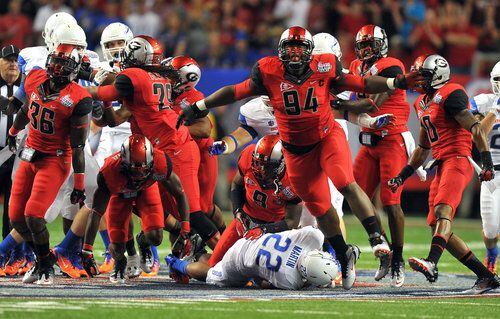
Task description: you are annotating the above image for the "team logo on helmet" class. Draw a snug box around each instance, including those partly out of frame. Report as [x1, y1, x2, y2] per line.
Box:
[186, 72, 199, 82]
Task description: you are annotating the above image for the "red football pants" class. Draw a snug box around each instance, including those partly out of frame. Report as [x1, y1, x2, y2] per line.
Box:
[197, 138, 218, 213]
[208, 218, 241, 267]
[353, 134, 408, 206]
[107, 183, 164, 243]
[166, 140, 201, 213]
[283, 126, 354, 217]
[9, 156, 71, 221]
[427, 156, 473, 226]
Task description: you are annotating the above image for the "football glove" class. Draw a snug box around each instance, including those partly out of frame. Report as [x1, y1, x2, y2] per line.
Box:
[78, 55, 93, 81]
[93, 69, 110, 86]
[388, 165, 415, 193]
[70, 189, 86, 205]
[7, 132, 17, 153]
[81, 249, 99, 277]
[171, 222, 192, 259]
[393, 71, 426, 90]
[233, 208, 250, 237]
[244, 227, 264, 240]
[208, 141, 227, 156]
[176, 102, 208, 129]
[479, 151, 495, 182]
[370, 113, 396, 129]
[91, 100, 104, 120]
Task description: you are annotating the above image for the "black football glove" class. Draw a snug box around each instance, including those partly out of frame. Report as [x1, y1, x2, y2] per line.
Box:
[7, 133, 17, 153]
[78, 55, 94, 81]
[91, 100, 104, 120]
[176, 102, 209, 129]
[388, 165, 415, 193]
[70, 189, 86, 205]
[81, 250, 99, 277]
[393, 71, 426, 90]
[479, 151, 495, 181]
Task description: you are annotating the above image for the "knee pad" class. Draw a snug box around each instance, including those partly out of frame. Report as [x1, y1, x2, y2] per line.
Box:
[10, 221, 31, 241]
[145, 230, 163, 246]
[190, 211, 218, 242]
[25, 217, 49, 242]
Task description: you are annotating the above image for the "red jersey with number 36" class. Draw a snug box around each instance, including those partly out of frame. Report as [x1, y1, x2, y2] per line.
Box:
[238, 144, 301, 222]
[251, 54, 344, 146]
[349, 57, 410, 135]
[116, 68, 190, 151]
[24, 68, 92, 153]
[171, 88, 214, 150]
[413, 83, 472, 160]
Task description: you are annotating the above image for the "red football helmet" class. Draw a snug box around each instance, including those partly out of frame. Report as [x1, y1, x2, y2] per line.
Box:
[251, 135, 285, 189]
[120, 134, 155, 186]
[167, 56, 201, 94]
[121, 35, 163, 68]
[278, 26, 314, 70]
[355, 25, 388, 62]
[45, 43, 81, 87]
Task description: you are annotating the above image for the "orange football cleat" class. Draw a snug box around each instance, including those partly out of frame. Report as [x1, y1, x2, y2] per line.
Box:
[53, 247, 83, 279]
[4, 257, 26, 276]
[99, 251, 115, 274]
[141, 260, 160, 277]
[484, 256, 498, 274]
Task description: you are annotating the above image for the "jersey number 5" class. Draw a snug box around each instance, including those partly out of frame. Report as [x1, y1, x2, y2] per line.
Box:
[421, 115, 439, 142]
[282, 87, 318, 115]
[29, 101, 55, 134]
[153, 82, 172, 111]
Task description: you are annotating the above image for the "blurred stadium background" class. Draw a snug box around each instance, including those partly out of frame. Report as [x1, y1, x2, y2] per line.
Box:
[0, 0, 499, 219]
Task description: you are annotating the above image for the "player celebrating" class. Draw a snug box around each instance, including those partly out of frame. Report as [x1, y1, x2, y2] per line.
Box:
[350, 25, 419, 286]
[166, 226, 338, 290]
[389, 54, 500, 294]
[7, 43, 92, 284]
[178, 26, 421, 289]
[81, 134, 190, 283]
[470, 61, 500, 273]
[86, 36, 221, 264]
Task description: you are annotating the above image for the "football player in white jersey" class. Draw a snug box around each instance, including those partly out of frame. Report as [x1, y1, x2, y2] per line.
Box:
[166, 226, 339, 290]
[471, 61, 500, 273]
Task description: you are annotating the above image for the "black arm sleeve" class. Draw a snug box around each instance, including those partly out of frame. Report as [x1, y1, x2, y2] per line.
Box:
[378, 66, 403, 78]
[287, 197, 302, 205]
[250, 62, 269, 95]
[72, 97, 93, 116]
[230, 183, 246, 211]
[164, 152, 173, 179]
[240, 124, 259, 139]
[443, 89, 469, 117]
[96, 172, 110, 194]
[335, 56, 343, 79]
[115, 74, 134, 99]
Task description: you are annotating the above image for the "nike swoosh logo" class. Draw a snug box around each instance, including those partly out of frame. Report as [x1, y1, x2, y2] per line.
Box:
[173, 150, 182, 156]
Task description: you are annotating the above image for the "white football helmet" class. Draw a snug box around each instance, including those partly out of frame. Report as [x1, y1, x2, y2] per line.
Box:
[261, 96, 273, 115]
[43, 12, 77, 51]
[312, 33, 342, 59]
[491, 61, 500, 95]
[100, 22, 134, 62]
[298, 250, 338, 287]
[411, 54, 450, 91]
[168, 56, 201, 93]
[51, 23, 87, 54]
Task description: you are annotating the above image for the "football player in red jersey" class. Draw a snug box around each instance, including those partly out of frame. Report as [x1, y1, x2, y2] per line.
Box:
[166, 56, 226, 235]
[6, 44, 92, 284]
[178, 26, 423, 290]
[85, 36, 221, 257]
[349, 25, 416, 286]
[389, 54, 500, 294]
[80, 134, 190, 283]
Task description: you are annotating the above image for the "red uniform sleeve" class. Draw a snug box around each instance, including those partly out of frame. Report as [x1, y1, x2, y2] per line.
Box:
[237, 144, 255, 176]
[97, 84, 121, 102]
[154, 151, 173, 179]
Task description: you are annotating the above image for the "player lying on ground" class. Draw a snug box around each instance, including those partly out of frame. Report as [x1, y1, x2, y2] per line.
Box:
[177, 25, 424, 290]
[470, 60, 500, 274]
[166, 226, 338, 290]
[389, 54, 500, 294]
[80, 134, 190, 283]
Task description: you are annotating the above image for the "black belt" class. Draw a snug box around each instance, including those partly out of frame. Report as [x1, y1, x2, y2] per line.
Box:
[281, 141, 320, 155]
[494, 164, 500, 171]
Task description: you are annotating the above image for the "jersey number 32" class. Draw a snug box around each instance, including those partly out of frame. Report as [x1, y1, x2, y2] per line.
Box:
[256, 233, 291, 272]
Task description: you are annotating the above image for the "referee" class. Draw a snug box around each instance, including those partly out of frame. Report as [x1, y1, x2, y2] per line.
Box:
[0, 45, 21, 239]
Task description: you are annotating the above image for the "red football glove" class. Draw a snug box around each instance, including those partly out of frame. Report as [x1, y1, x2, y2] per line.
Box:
[172, 221, 192, 258]
[233, 209, 249, 237]
[244, 227, 264, 240]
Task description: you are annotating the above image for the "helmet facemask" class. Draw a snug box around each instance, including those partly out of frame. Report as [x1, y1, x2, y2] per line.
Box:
[251, 152, 285, 191]
[46, 50, 80, 88]
[355, 38, 384, 63]
[279, 39, 313, 75]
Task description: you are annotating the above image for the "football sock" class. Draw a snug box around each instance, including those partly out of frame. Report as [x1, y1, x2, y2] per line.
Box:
[327, 235, 348, 272]
[151, 246, 159, 261]
[381, 230, 392, 248]
[126, 238, 136, 256]
[35, 243, 51, 267]
[392, 246, 403, 263]
[22, 242, 34, 260]
[170, 257, 188, 275]
[459, 250, 494, 278]
[0, 234, 18, 255]
[427, 234, 447, 264]
[58, 230, 82, 253]
[486, 246, 498, 259]
[99, 230, 110, 250]
[361, 216, 381, 237]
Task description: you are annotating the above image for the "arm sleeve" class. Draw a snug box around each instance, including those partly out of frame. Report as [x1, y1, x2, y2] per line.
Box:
[96, 172, 110, 193]
[164, 152, 173, 179]
[443, 89, 469, 117]
[334, 56, 343, 79]
[250, 62, 269, 95]
[378, 66, 403, 78]
[286, 197, 302, 205]
[114, 74, 134, 99]
[72, 97, 93, 116]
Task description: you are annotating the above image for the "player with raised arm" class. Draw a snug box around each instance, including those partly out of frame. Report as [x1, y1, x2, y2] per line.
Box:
[389, 54, 500, 294]
[80, 134, 190, 283]
[166, 226, 338, 290]
[178, 26, 423, 290]
[7, 44, 92, 284]
[470, 61, 500, 273]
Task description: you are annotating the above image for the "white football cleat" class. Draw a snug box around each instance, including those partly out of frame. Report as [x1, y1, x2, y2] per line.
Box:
[374, 252, 392, 281]
[369, 234, 391, 258]
[126, 254, 142, 278]
[22, 262, 39, 284]
[36, 266, 55, 285]
[342, 245, 360, 290]
[391, 260, 405, 287]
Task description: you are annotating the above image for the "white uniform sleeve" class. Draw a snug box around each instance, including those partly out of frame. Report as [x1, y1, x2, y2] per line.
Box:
[471, 94, 496, 116]
[239, 98, 278, 137]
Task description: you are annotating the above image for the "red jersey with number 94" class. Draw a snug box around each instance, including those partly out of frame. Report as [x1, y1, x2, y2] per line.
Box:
[24, 68, 92, 153]
[413, 83, 472, 160]
[116, 68, 190, 151]
[238, 144, 301, 222]
[251, 54, 344, 146]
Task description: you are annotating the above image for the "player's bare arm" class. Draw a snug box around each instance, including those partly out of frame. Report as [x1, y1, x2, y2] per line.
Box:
[210, 127, 254, 155]
[69, 112, 89, 205]
[7, 103, 30, 152]
[477, 112, 496, 135]
[335, 72, 424, 94]
[160, 172, 190, 225]
[331, 97, 379, 114]
[185, 117, 211, 138]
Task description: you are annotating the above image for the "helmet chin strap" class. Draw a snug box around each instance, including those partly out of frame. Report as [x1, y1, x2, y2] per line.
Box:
[285, 61, 307, 76]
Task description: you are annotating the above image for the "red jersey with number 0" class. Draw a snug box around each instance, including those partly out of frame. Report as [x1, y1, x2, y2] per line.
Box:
[413, 83, 472, 160]
[100, 150, 172, 195]
[24, 68, 91, 153]
[119, 68, 190, 150]
[349, 57, 410, 135]
[171, 88, 214, 149]
[238, 144, 300, 222]
[253, 54, 343, 146]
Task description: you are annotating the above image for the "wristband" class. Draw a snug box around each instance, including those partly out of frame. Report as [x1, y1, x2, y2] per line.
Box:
[8, 126, 20, 136]
[227, 134, 238, 150]
[386, 78, 396, 90]
[83, 244, 93, 252]
[180, 221, 190, 234]
[399, 165, 415, 181]
[74, 173, 85, 190]
[195, 99, 207, 111]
